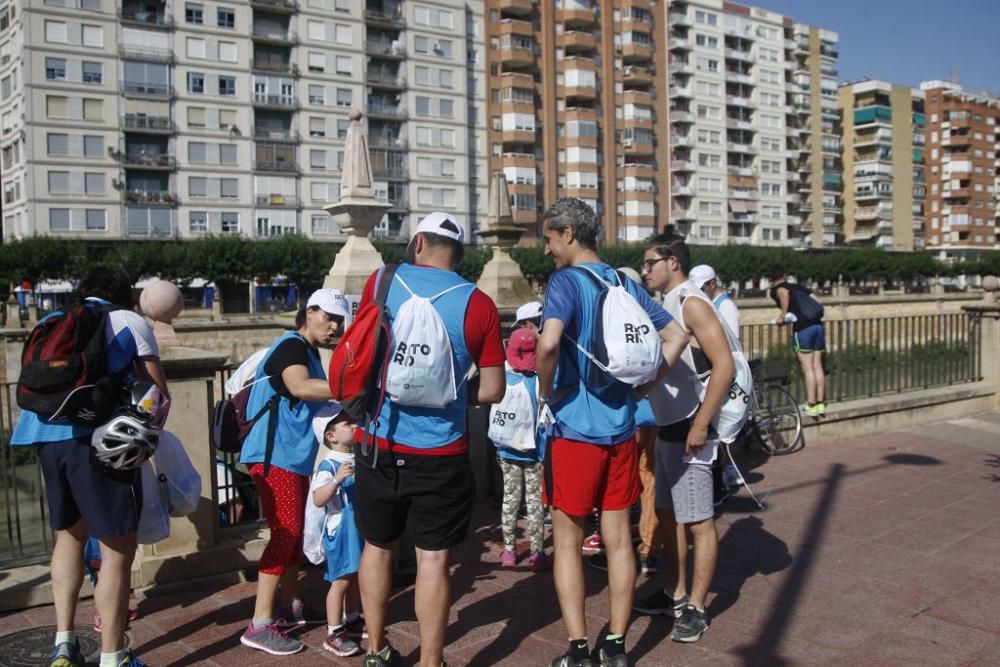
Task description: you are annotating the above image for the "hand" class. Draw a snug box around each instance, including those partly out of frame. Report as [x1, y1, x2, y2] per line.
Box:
[685, 423, 709, 456]
[335, 462, 354, 483]
[537, 402, 554, 429]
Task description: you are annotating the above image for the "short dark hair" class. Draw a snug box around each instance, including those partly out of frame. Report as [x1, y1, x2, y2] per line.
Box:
[542, 198, 600, 250]
[646, 233, 691, 275]
[77, 264, 133, 308]
[295, 305, 327, 329]
[768, 265, 787, 281]
[414, 231, 465, 267]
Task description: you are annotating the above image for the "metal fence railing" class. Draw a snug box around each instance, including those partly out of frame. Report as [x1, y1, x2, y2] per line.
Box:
[213, 365, 264, 531]
[740, 313, 982, 404]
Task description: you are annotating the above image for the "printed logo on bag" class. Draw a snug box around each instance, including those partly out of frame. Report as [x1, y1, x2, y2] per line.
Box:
[729, 379, 751, 404]
[391, 342, 444, 379]
[623, 322, 650, 344]
[492, 410, 519, 427]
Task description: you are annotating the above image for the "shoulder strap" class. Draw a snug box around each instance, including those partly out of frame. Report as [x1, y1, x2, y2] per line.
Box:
[261, 394, 281, 478]
[394, 271, 471, 303]
[571, 265, 611, 289]
[376, 263, 398, 306]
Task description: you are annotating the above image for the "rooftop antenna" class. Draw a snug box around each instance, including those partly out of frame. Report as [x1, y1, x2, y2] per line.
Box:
[950, 66, 960, 85]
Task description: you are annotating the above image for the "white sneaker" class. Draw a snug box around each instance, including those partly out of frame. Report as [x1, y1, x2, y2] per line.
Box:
[723, 464, 744, 488]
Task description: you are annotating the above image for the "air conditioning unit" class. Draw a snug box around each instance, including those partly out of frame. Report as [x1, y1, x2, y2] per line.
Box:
[623, 138, 635, 147]
[624, 66, 633, 76]
[433, 43, 444, 55]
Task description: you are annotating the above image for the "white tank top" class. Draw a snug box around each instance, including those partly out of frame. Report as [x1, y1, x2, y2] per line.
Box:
[647, 280, 704, 426]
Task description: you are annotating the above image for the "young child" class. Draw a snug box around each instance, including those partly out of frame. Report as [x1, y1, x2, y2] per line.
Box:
[491, 328, 550, 571]
[310, 408, 366, 657]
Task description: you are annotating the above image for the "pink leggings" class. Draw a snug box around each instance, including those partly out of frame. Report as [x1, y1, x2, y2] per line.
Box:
[249, 464, 309, 575]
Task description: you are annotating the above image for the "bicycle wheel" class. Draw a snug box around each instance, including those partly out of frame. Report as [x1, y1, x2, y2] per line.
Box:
[752, 383, 803, 455]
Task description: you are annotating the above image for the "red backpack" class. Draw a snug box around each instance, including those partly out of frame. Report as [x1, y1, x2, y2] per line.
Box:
[328, 264, 397, 428]
[16, 302, 121, 426]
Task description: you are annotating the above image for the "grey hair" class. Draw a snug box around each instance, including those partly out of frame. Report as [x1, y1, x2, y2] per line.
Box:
[542, 198, 600, 250]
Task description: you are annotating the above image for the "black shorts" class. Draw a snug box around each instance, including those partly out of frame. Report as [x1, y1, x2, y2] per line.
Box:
[36, 437, 142, 539]
[353, 448, 475, 551]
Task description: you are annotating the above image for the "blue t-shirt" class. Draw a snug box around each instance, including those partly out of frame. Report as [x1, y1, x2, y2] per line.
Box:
[495, 368, 543, 463]
[11, 300, 160, 447]
[542, 263, 671, 444]
[635, 397, 656, 427]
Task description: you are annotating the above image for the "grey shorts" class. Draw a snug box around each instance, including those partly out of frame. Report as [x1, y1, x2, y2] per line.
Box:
[654, 435, 716, 524]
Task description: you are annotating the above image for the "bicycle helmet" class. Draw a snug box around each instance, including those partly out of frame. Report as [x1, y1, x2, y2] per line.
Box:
[91, 412, 160, 470]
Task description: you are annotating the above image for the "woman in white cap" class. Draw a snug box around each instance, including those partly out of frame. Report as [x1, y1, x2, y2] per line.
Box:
[239, 288, 350, 656]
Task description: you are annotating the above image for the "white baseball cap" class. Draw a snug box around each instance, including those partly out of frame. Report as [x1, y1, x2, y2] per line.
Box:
[311, 403, 345, 445]
[689, 265, 717, 289]
[515, 301, 543, 324]
[407, 211, 465, 254]
[306, 288, 350, 319]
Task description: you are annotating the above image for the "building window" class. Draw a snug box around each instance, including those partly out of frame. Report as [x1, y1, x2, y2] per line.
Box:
[82, 61, 102, 84]
[188, 72, 205, 94]
[221, 212, 239, 233]
[335, 56, 352, 75]
[218, 41, 237, 63]
[48, 171, 70, 193]
[310, 117, 326, 137]
[46, 95, 68, 118]
[308, 52, 325, 73]
[219, 76, 236, 96]
[186, 3, 203, 24]
[84, 135, 102, 156]
[189, 177, 207, 197]
[86, 209, 106, 231]
[45, 58, 67, 81]
[220, 144, 237, 164]
[187, 37, 206, 59]
[311, 214, 330, 234]
[85, 173, 103, 194]
[49, 209, 71, 231]
[217, 7, 235, 28]
[45, 20, 68, 43]
[190, 211, 208, 233]
[336, 118, 348, 139]
[81, 24, 102, 47]
[221, 178, 238, 198]
[336, 88, 351, 107]
[82, 98, 102, 121]
[309, 85, 325, 105]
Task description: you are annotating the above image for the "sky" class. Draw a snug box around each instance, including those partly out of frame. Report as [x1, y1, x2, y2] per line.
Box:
[756, 0, 1000, 95]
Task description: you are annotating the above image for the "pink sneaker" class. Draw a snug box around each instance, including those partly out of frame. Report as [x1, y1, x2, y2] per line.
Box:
[581, 533, 603, 554]
[527, 552, 551, 572]
[501, 548, 517, 568]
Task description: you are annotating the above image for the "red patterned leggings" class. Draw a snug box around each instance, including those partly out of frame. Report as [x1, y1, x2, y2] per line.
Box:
[249, 464, 310, 575]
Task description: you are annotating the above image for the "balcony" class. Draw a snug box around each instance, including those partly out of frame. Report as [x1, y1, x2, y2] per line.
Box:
[726, 72, 753, 86]
[724, 48, 752, 63]
[254, 159, 299, 173]
[725, 118, 753, 131]
[672, 185, 694, 197]
[364, 9, 405, 29]
[125, 217, 176, 238]
[501, 152, 536, 169]
[371, 165, 408, 180]
[498, 0, 533, 16]
[118, 8, 174, 30]
[252, 27, 297, 45]
[253, 128, 299, 142]
[122, 114, 175, 134]
[672, 207, 695, 221]
[500, 18, 534, 38]
[726, 95, 753, 108]
[366, 103, 407, 120]
[623, 65, 653, 87]
[249, 0, 298, 13]
[561, 31, 596, 54]
[670, 85, 693, 99]
[557, 4, 597, 27]
[669, 135, 692, 147]
[623, 163, 655, 179]
[726, 142, 756, 154]
[854, 130, 892, 147]
[366, 40, 406, 59]
[122, 83, 174, 100]
[854, 106, 892, 126]
[369, 135, 407, 149]
[253, 93, 299, 110]
[367, 72, 406, 89]
[623, 139, 654, 157]
[671, 111, 693, 124]
[727, 166, 756, 177]
[669, 61, 694, 76]
[255, 194, 300, 207]
[502, 127, 536, 144]
[670, 38, 691, 51]
[117, 152, 177, 170]
[670, 160, 693, 172]
[621, 42, 653, 63]
[667, 12, 692, 28]
[252, 59, 300, 77]
[118, 45, 174, 63]
[499, 43, 535, 68]
[123, 190, 177, 205]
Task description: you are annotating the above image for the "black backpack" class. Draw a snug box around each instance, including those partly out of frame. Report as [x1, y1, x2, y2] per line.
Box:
[784, 283, 824, 322]
[16, 302, 125, 426]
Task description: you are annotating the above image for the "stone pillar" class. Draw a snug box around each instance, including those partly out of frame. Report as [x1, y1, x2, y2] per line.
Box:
[476, 171, 535, 313]
[6, 295, 19, 329]
[211, 285, 224, 322]
[323, 109, 391, 312]
[26, 304, 38, 326]
[134, 347, 229, 584]
[963, 277, 1000, 411]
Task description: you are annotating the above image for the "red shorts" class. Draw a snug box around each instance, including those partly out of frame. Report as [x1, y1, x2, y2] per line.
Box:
[543, 435, 641, 517]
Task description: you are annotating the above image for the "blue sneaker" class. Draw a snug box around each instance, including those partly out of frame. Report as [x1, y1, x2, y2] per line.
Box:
[50, 640, 84, 667]
[116, 649, 148, 666]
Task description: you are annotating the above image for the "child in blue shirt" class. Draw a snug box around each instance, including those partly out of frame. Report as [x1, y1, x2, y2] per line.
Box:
[490, 328, 550, 572]
[310, 408, 365, 657]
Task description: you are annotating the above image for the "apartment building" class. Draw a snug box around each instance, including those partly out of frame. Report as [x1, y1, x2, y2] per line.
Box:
[666, 1, 839, 248]
[484, 0, 670, 242]
[839, 79, 926, 251]
[0, 0, 486, 242]
[920, 80, 1000, 257]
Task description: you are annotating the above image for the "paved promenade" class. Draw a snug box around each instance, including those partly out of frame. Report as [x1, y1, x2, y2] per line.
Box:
[3, 414, 1000, 666]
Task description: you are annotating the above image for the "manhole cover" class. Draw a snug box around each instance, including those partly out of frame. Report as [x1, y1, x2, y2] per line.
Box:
[0, 626, 101, 666]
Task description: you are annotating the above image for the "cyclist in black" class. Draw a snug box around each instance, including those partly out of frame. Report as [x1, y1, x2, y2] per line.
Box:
[768, 266, 826, 417]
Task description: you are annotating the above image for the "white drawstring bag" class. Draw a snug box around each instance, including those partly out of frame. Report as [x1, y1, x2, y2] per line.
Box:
[488, 378, 536, 452]
[152, 430, 202, 517]
[137, 460, 170, 544]
[384, 274, 473, 408]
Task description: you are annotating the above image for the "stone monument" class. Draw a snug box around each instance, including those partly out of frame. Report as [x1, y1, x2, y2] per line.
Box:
[476, 171, 535, 310]
[323, 109, 391, 311]
[139, 279, 184, 347]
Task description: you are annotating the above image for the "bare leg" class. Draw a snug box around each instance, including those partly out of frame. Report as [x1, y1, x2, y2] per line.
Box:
[326, 577, 351, 628]
[600, 509, 636, 635]
[252, 572, 281, 621]
[345, 576, 361, 617]
[96, 533, 137, 654]
[812, 352, 826, 403]
[797, 351, 817, 404]
[51, 520, 87, 633]
[686, 518, 718, 609]
[414, 547, 451, 667]
[551, 508, 587, 638]
[359, 541, 396, 653]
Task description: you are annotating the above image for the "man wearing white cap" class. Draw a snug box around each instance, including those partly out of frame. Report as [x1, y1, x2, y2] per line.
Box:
[514, 300, 543, 331]
[689, 265, 740, 342]
[353, 212, 506, 667]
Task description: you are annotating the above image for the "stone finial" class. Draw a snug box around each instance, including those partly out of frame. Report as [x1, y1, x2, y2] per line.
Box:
[139, 280, 184, 348]
[983, 275, 998, 305]
[324, 109, 389, 237]
[487, 170, 514, 230]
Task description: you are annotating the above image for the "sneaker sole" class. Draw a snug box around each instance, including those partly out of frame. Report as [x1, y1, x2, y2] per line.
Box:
[581, 547, 603, 555]
[671, 627, 707, 643]
[323, 642, 361, 657]
[240, 635, 304, 656]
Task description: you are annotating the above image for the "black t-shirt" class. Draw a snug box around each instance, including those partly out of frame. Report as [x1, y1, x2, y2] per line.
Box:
[264, 335, 311, 398]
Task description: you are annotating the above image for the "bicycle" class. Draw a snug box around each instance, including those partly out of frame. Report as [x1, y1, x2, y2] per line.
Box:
[744, 358, 803, 455]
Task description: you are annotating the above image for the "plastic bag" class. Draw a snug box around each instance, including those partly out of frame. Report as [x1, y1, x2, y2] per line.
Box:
[153, 430, 202, 517]
[137, 460, 170, 544]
